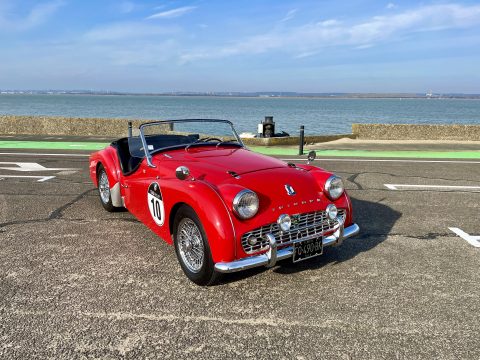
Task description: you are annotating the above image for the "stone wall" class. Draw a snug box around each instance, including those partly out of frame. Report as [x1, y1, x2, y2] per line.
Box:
[352, 123, 480, 141]
[0, 115, 170, 137]
[3, 115, 477, 143]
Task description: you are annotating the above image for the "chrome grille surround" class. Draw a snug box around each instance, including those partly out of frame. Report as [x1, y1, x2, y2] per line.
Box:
[241, 209, 346, 254]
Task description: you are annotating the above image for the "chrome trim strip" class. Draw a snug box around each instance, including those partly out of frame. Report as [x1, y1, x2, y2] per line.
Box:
[214, 223, 360, 273]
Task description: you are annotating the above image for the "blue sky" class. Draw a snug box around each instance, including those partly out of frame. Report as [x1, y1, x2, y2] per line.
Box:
[1, 0, 479, 93]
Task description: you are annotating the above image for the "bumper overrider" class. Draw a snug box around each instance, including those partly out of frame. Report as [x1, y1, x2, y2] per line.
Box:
[214, 217, 360, 273]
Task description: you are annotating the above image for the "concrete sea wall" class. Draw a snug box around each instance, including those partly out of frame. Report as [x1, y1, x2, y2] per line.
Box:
[0, 115, 155, 137]
[352, 123, 480, 141]
[1, 115, 479, 142]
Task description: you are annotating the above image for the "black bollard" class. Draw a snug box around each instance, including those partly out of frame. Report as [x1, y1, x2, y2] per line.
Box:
[128, 121, 132, 138]
[299, 125, 304, 155]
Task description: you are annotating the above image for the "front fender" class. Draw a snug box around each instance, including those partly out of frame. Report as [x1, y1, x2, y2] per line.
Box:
[165, 179, 236, 263]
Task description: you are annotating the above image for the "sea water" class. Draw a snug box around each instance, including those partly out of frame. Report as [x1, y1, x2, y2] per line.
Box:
[1, 94, 479, 135]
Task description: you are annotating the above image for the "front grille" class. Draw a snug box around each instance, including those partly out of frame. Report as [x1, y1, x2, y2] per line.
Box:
[241, 209, 345, 254]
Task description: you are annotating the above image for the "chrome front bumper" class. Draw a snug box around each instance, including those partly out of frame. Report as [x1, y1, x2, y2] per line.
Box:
[214, 222, 360, 273]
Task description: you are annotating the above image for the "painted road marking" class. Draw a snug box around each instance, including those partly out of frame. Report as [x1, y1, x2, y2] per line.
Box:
[0, 152, 90, 157]
[0, 162, 79, 172]
[56, 170, 78, 176]
[384, 184, 480, 191]
[283, 158, 480, 164]
[449, 228, 480, 248]
[0, 175, 55, 182]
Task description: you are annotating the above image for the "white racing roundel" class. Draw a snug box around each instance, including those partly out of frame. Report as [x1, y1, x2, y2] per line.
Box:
[147, 182, 165, 226]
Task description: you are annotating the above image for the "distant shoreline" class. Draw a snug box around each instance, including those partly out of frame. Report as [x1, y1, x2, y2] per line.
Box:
[1, 91, 480, 100]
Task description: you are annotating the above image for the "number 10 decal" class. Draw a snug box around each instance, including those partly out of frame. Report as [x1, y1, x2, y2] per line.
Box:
[147, 182, 165, 226]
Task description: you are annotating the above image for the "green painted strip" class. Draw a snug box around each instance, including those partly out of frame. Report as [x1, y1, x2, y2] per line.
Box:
[0, 140, 479, 159]
[249, 146, 299, 155]
[250, 146, 480, 159]
[313, 149, 480, 159]
[0, 140, 109, 151]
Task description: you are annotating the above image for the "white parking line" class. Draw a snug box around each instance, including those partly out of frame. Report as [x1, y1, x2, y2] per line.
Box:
[282, 158, 480, 164]
[0, 175, 55, 182]
[384, 184, 480, 191]
[0, 162, 79, 172]
[449, 228, 480, 248]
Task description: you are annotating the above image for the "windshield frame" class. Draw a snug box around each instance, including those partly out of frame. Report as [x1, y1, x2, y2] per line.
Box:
[137, 119, 245, 168]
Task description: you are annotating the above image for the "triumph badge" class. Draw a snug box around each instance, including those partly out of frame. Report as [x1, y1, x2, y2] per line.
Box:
[285, 184, 296, 196]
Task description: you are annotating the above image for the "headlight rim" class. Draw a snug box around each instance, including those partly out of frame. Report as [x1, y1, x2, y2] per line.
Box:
[324, 175, 344, 200]
[233, 189, 259, 220]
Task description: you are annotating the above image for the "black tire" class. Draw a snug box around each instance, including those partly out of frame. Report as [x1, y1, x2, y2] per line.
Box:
[173, 205, 221, 286]
[97, 164, 117, 212]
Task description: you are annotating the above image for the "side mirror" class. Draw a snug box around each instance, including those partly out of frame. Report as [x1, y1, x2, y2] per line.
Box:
[307, 151, 316, 164]
[176, 166, 190, 180]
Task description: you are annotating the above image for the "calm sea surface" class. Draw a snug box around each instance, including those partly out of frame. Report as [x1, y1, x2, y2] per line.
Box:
[1, 94, 479, 135]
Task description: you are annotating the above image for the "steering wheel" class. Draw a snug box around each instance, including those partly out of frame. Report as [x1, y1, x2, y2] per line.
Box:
[199, 137, 222, 143]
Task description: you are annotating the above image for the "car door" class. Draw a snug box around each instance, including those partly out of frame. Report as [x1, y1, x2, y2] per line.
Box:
[122, 159, 171, 240]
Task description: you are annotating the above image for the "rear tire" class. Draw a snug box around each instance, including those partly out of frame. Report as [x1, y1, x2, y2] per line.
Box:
[173, 205, 221, 286]
[97, 164, 117, 212]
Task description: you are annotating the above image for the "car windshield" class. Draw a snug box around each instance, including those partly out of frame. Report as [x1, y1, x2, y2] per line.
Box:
[128, 119, 243, 158]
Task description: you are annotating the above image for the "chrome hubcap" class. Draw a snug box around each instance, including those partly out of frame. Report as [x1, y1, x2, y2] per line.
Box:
[98, 171, 110, 204]
[177, 218, 204, 273]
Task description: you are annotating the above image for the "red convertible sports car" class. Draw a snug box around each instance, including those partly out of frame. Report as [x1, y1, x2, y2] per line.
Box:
[89, 119, 359, 285]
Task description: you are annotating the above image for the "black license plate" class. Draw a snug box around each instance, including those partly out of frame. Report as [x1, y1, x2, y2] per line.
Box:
[292, 237, 323, 263]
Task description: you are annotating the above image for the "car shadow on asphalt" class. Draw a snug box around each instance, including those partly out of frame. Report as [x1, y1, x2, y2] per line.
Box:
[220, 197, 401, 283]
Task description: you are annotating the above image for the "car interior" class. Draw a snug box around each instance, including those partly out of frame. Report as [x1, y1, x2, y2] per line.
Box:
[111, 134, 200, 175]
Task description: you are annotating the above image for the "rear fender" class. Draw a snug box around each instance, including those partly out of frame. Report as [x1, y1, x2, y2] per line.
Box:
[89, 147, 123, 207]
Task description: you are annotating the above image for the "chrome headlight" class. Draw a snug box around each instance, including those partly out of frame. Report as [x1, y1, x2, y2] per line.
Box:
[233, 189, 259, 219]
[325, 204, 338, 220]
[277, 214, 292, 231]
[325, 175, 344, 200]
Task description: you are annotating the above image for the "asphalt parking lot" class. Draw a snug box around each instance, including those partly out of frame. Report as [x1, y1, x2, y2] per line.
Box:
[1, 148, 479, 359]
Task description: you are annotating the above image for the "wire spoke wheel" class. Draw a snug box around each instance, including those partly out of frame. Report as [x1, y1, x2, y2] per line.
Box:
[177, 218, 205, 273]
[98, 171, 111, 204]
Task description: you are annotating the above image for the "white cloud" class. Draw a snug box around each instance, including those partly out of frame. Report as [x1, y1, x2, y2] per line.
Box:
[181, 3, 480, 62]
[386, 3, 397, 10]
[0, 0, 64, 31]
[146, 6, 197, 20]
[318, 19, 341, 27]
[119, 1, 136, 14]
[281, 9, 297, 22]
[84, 22, 178, 42]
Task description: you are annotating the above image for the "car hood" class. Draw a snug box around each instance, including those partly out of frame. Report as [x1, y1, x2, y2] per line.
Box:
[153, 145, 331, 199]
[160, 146, 288, 176]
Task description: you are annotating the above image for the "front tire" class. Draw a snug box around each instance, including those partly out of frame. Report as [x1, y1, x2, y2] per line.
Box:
[97, 164, 117, 212]
[173, 205, 220, 286]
